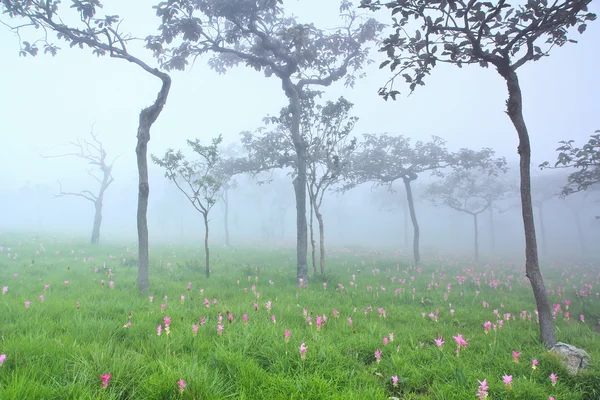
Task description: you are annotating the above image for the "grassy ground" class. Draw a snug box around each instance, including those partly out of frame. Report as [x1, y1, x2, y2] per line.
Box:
[0, 233, 598, 399]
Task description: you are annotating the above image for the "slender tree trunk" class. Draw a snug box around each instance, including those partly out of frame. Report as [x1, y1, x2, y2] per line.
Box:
[223, 189, 230, 247]
[503, 69, 556, 347]
[91, 199, 102, 245]
[473, 213, 479, 263]
[315, 205, 325, 275]
[309, 195, 316, 274]
[204, 212, 210, 278]
[537, 202, 548, 258]
[136, 73, 171, 294]
[403, 177, 420, 265]
[488, 205, 495, 253]
[286, 82, 308, 283]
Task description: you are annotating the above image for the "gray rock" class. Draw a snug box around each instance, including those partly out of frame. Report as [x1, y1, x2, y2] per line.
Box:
[549, 342, 591, 375]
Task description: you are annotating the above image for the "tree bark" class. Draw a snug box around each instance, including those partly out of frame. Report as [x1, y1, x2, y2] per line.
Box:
[285, 80, 308, 283]
[503, 69, 556, 347]
[91, 200, 102, 245]
[473, 213, 479, 263]
[403, 177, 420, 265]
[204, 212, 210, 278]
[136, 72, 171, 294]
[315, 204, 325, 275]
[309, 195, 316, 274]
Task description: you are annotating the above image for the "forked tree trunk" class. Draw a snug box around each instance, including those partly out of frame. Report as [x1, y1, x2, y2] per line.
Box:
[91, 200, 102, 245]
[473, 213, 479, 263]
[309, 195, 316, 274]
[286, 81, 308, 283]
[403, 177, 420, 265]
[136, 73, 171, 294]
[315, 205, 325, 275]
[204, 212, 210, 278]
[503, 69, 556, 347]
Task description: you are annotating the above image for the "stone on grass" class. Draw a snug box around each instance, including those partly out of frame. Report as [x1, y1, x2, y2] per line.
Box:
[549, 342, 591, 375]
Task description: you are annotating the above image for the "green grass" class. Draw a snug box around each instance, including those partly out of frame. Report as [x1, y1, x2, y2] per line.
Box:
[0, 232, 598, 399]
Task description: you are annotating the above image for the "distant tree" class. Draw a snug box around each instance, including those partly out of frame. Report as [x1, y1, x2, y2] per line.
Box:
[230, 94, 358, 274]
[425, 160, 508, 262]
[541, 132, 600, 197]
[152, 136, 229, 278]
[147, 0, 383, 282]
[360, 0, 596, 347]
[2, 0, 172, 293]
[42, 130, 117, 245]
[370, 184, 410, 248]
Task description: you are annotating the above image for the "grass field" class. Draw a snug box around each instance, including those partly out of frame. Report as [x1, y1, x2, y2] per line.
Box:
[0, 232, 598, 399]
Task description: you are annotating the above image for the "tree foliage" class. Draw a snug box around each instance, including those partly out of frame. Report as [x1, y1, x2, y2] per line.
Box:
[540, 132, 600, 197]
[359, 0, 596, 99]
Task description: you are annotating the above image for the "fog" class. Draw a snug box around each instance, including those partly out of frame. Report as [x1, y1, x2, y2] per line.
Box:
[1, 0, 599, 263]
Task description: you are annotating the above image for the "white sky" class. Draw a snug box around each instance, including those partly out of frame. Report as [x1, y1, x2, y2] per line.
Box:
[1, 0, 599, 191]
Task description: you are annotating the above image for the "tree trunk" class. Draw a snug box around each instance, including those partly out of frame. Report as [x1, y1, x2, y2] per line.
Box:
[136, 72, 171, 294]
[286, 82, 308, 283]
[204, 212, 210, 278]
[315, 205, 325, 275]
[488, 205, 495, 253]
[91, 200, 102, 245]
[403, 177, 420, 265]
[309, 195, 316, 274]
[403, 199, 409, 248]
[503, 69, 556, 347]
[537, 202, 548, 258]
[223, 188, 230, 247]
[473, 213, 479, 263]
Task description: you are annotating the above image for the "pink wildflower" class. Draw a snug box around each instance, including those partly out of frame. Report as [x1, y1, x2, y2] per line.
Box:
[284, 330, 291, 343]
[217, 324, 224, 335]
[476, 379, 489, 398]
[299, 342, 307, 360]
[243, 314, 248, 324]
[503, 375, 513, 389]
[100, 373, 111, 389]
[392, 375, 399, 387]
[192, 325, 198, 336]
[39, 295, 44, 302]
[532, 359, 539, 370]
[24, 301, 31, 308]
[453, 333, 468, 356]
[512, 350, 521, 363]
[157, 325, 162, 336]
[434, 336, 444, 349]
[375, 349, 382, 363]
[0, 354, 6, 366]
[550, 373, 558, 386]
[177, 379, 186, 393]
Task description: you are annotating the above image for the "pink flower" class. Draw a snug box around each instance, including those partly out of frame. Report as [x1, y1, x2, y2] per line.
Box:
[375, 349, 382, 363]
[532, 359, 539, 370]
[64, 281, 69, 287]
[284, 330, 291, 343]
[39, 295, 44, 302]
[580, 314, 585, 322]
[391, 375, 399, 387]
[24, 301, 31, 308]
[44, 284, 50, 291]
[434, 336, 444, 349]
[383, 337, 389, 345]
[243, 314, 248, 324]
[0, 354, 6, 366]
[177, 379, 186, 393]
[347, 317, 353, 327]
[123, 321, 132, 328]
[483, 321, 492, 334]
[476, 379, 489, 398]
[299, 342, 307, 360]
[192, 325, 199, 336]
[217, 324, 224, 335]
[2, 286, 8, 295]
[200, 316, 206, 326]
[180, 295, 185, 303]
[502, 375, 513, 389]
[453, 333, 468, 356]
[157, 325, 162, 336]
[512, 350, 521, 363]
[163, 317, 171, 327]
[271, 315, 277, 324]
[149, 296, 154, 302]
[550, 373, 558, 386]
[109, 281, 114, 288]
[100, 373, 111, 389]
[161, 304, 166, 313]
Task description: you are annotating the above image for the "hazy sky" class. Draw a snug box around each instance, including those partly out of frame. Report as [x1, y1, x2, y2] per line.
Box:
[1, 1, 599, 189]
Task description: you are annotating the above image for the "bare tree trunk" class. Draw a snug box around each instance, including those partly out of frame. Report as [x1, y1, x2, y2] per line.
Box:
[488, 205, 495, 253]
[504, 70, 556, 347]
[403, 177, 420, 265]
[537, 202, 548, 258]
[204, 212, 210, 278]
[473, 213, 479, 263]
[136, 73, 171, 294]
[223, 188, 230, 247]
[286, 82, 308, 283]
[315, 205, 325, 275]
[91, 200, 102, 244]
[309, 195, 316, 274]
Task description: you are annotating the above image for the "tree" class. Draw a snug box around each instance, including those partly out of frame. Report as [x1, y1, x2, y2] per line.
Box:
[2, 0, 172, 293]
[230, 94, 358, 274]
[344, 134, 452, 264]
[360, 0, 596, 347]
[42, 130, 117, 244]
[370, 184, 411, 248]
[541, 132, 600, 197]
[147, 0, 383, 282]
[425, 163, 507, 262]
[152, 136, 228, 278]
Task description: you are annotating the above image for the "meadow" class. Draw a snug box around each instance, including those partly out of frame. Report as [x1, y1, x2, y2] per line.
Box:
[0, 233, 598, 399]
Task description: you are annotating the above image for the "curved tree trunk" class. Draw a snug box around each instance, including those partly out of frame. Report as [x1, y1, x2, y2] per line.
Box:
[315, 205, 325, 275]
[403, 178, 420, 265]
[473, 213, 479, 263]
[503, 69, 556, 347]
[309, 195, 316, 274]
[204, 212, 210, 278]
[286, 82, 308, 283]
[91, 200, 102, 244]
[136, 73, 171, 294]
